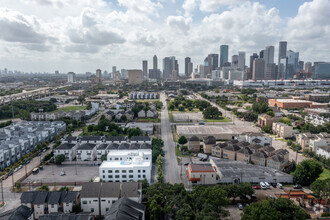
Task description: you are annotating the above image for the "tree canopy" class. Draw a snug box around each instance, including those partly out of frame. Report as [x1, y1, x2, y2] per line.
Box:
[203, 106, 222, 119]
[293, 159, 323, 186]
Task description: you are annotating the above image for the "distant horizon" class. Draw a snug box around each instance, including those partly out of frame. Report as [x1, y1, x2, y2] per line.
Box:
[0, 0, 329, 72]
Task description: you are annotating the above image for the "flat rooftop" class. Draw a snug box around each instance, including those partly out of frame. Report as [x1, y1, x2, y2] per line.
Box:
[177, 125, 254, 135]
[211, 158, 292, 179]
[274, 99, 311, 103]
[100, 160, 151, 169]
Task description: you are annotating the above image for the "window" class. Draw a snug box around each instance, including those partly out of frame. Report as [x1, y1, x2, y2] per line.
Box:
[122, 175, 127, 178]
[106, 208, 109, 211]
[115, 158, 118, 160]
[138, 170, 141, 173]
[129, 170, 133, 173]
[143, 175, 146, 178]
[143, 170, 146, 173]
[122, 170, 126, 173]
[115, 170, 119, 173]
[89, 201, 91, 204]
[129, 175, 133, 178]
[91, 208, 94, 212]
[115, 175, 120, 178]
[138, 175, 141, 178]
[146, 157, 148, 160]
[102, 199, 106, 202]
[93, 200, 97, 202]
[102, 170, 105, 173]
[103, 175, 105, 178]
[108, 170, 112, 173]
[108, 175, 113, 178]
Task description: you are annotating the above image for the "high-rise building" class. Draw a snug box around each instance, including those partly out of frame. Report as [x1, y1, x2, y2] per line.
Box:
[55, 70, 59, 75]
[286, 50, 299, 79]
[153, 55, 158, 70]
[249, 53, 258, 79]
[264, 46, 275, 69]
[305, 62, 312, 73]
[67, 72, 76, 83]
[128, 70, 143, 85]
[265, 63, 277, 80]
[278, 41, 287, 79]
[238, 52, 245, 71]
[142, 60, 148, 79]
[252, 59, 265, 80]
[220, 45, 229, 67]
[259, 50, 264, 59]
[96, 69, 102, 79]
[188, 62, 193, 77]
[185, 57, 191, 76]
[112, 66, 116, 73]
[231, 55, 238, 67]
[314, 62, 330, 79]
[298, 61, 304, 71]
[207, 54, 219, 71]
[163, 56, 176, 79]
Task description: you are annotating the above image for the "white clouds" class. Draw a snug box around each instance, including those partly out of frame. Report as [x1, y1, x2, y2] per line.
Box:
[118, 0, 162, 15]
[166, 16, 192, 34]
[182, 0, 197, 16]
[199, 0, 244, 12]
[0, 8, 50, 44]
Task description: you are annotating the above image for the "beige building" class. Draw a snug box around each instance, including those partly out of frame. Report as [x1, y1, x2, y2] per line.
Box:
[272, 122, 293, 139]
[267, 149, 290, 170]
[203, 136, 216, 154]
[188, 136, 200, 152]
[211, 143, 227, 158]
[251, 150, 268, 166]
[222, 144, 241, 160]
[186, 163, 217, 185]
[236, 147, 253, 164]
[128, 70, 143, 85]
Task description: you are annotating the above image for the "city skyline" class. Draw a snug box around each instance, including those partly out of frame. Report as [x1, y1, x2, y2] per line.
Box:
[0, 0, 329, 72]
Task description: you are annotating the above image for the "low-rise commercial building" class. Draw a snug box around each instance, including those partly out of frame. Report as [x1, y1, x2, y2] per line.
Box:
[186, 163, 217, 185]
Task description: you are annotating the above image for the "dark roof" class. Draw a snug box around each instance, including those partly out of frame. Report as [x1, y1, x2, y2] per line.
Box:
[65, 136, 77, 143]
[80, 136, 102, 141]
[213, 143, 228, 149]
[47, 191, 62, 205]
[62, 191, 79, 203]
[130, 136, 151, 142]
[237, 147, 253, 155]
[118, 143, 130, 150]
[104, 197, 145, 220]
[129, 143, 140, 150]
[252, 138, 261, 143]
[105, 136, 126, 142]
[238, 141, 250, 146]
[140, 143, 151, 149]
[269, 154, 285, 162]
[0, 205, 33, 220]
[248, 144, 263, 150]
[108, 143, 119, 150]
[34, 191, 49, 204]
[189, 136, 199, 141]
[274, 149, 289, 156]
[39, 213, 93, 220]
[56, 143, 76, 150]
[263, 146, 275, 153]
[121, 182, 141, 198]
[252, 150, 268, 158]
[224, 144, 241, 151]
[203, 136, 216, 145]
[100, 182, 121, 198]
[20, 191, 38, 204]
[189, 164, 215, 172]
[97, 144, 109, 150]
[81, 182, 101, 198]
[229, 139, 239, 144]
[77, 143, 96, 150]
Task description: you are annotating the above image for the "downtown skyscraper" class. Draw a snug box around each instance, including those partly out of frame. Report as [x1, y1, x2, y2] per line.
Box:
[220, 45, 229, 67]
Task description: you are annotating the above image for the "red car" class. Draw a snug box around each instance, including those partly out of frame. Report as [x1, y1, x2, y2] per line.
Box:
[252, 185, 261, 190]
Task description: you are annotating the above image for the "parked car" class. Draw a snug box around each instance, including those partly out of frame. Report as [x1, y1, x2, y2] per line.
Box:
[8, 171, 13, 176]
[277, 183, 283, 189]
[260, 182, 267, 190]
[264, 182, 271, 189]
[184, 163, 189, 166]
[270, 183, 277, 188]
[25, 160, 30, 165]
[251, 194, 257, 200]
[237, 203, 244, 210]
[252, 185, 261, 190]
[293, 184, 302, 189]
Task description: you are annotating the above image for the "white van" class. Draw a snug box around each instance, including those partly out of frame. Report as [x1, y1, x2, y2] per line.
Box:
[264, 182, 270, 189]
[260, 182, 267, 190]
[277, 183, 283, 189]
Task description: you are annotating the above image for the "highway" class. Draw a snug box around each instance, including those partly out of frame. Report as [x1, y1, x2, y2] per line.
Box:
[160, 92, 181, 184]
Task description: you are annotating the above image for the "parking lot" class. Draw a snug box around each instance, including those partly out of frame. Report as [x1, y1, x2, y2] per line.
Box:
[22, 164, 99, 184]
[172, 112, 204, 122]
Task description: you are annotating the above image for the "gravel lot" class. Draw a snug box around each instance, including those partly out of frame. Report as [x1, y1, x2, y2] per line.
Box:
[172, 112, 203, 122]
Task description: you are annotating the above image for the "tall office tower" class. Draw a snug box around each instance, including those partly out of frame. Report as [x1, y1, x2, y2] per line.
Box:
[175, 59, 179, 72]
[264, 46, 274, 67]
[286, 50, 299, 79]
[172, 70, 178, 81]
[259, 50, 264, 59]
[153, 55, 158, 70]
[163, 56, 175, 79]
[96, 69, 102, 78]
[112, 66, 116, 73]
[185, 57, 191, 76]
[314, 62, 330, 79]
[142, 60, 148, 79]
[249, 53, 259, 71]
[121, 69, 128, 79]
[252, 59, 265, 80]
[305, 62, 312, 73]
[55, 70, 59, 75]
[67, 72, 76, 83]
[220, 45, 229, 67]
[238, 52, 245, 71]
[278, 41, 287, 79]
[188, 62, 193, 77]
[128, 70, 143, 84]
[207, 54, 219, 71]
[298, 61, 304, 71]
[265, 63, 277, 80]
[231, 55, 238, 67]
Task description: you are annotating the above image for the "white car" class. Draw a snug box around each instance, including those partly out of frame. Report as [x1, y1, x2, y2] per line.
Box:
[277, 183, 283, 189]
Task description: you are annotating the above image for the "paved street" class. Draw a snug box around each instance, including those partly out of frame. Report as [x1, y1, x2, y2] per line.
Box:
[195, 93, 306, 164]
[160, 92, 181, 184]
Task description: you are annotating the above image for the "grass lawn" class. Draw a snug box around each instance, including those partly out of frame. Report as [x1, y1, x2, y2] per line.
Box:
[57, 105, 87, 111]
[136, 118, 160, 123]
[169, 113, 174, 122]
[318, 168, 330, 180]
[204, 117, 232, 122]
[169, 108, 201, 113]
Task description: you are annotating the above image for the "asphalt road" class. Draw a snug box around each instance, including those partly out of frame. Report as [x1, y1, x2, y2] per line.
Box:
[160, 92, 181, 184]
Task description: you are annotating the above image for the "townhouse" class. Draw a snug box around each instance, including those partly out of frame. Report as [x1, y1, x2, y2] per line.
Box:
[203, 136, 216, 154]
[272, 122, 293, 139]
[188, 136, 200, 152]
[237, 132, 272, 146]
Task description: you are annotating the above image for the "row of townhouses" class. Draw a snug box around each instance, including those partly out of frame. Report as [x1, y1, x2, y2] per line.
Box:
[304, 114, 329, 126]
[55, 136, 151, 161]
[0, 121, 66, 170]
[297, 132, 330, 158]
[129, 92, 159, 100]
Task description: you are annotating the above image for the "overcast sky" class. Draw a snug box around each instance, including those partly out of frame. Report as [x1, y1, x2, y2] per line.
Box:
[0, 0, 329, 73]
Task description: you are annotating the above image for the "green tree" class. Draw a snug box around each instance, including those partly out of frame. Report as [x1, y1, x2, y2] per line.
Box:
[178, 105, 185, 111]
[178, 136, 188, 145]
[203, 106, 222, 119]
[293, 159, 323, 186]
[49, 98, 57, 103]
[261, 125, 272, 134]
[38, 185, 50, 191]
[242, 198, 310, 220]
[55, 154, 65, 165]
[101, 154, 107, 162]
[15, 181, 21, 190]
[59, 186, 70, 191]
[310, 178, 330, 203]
